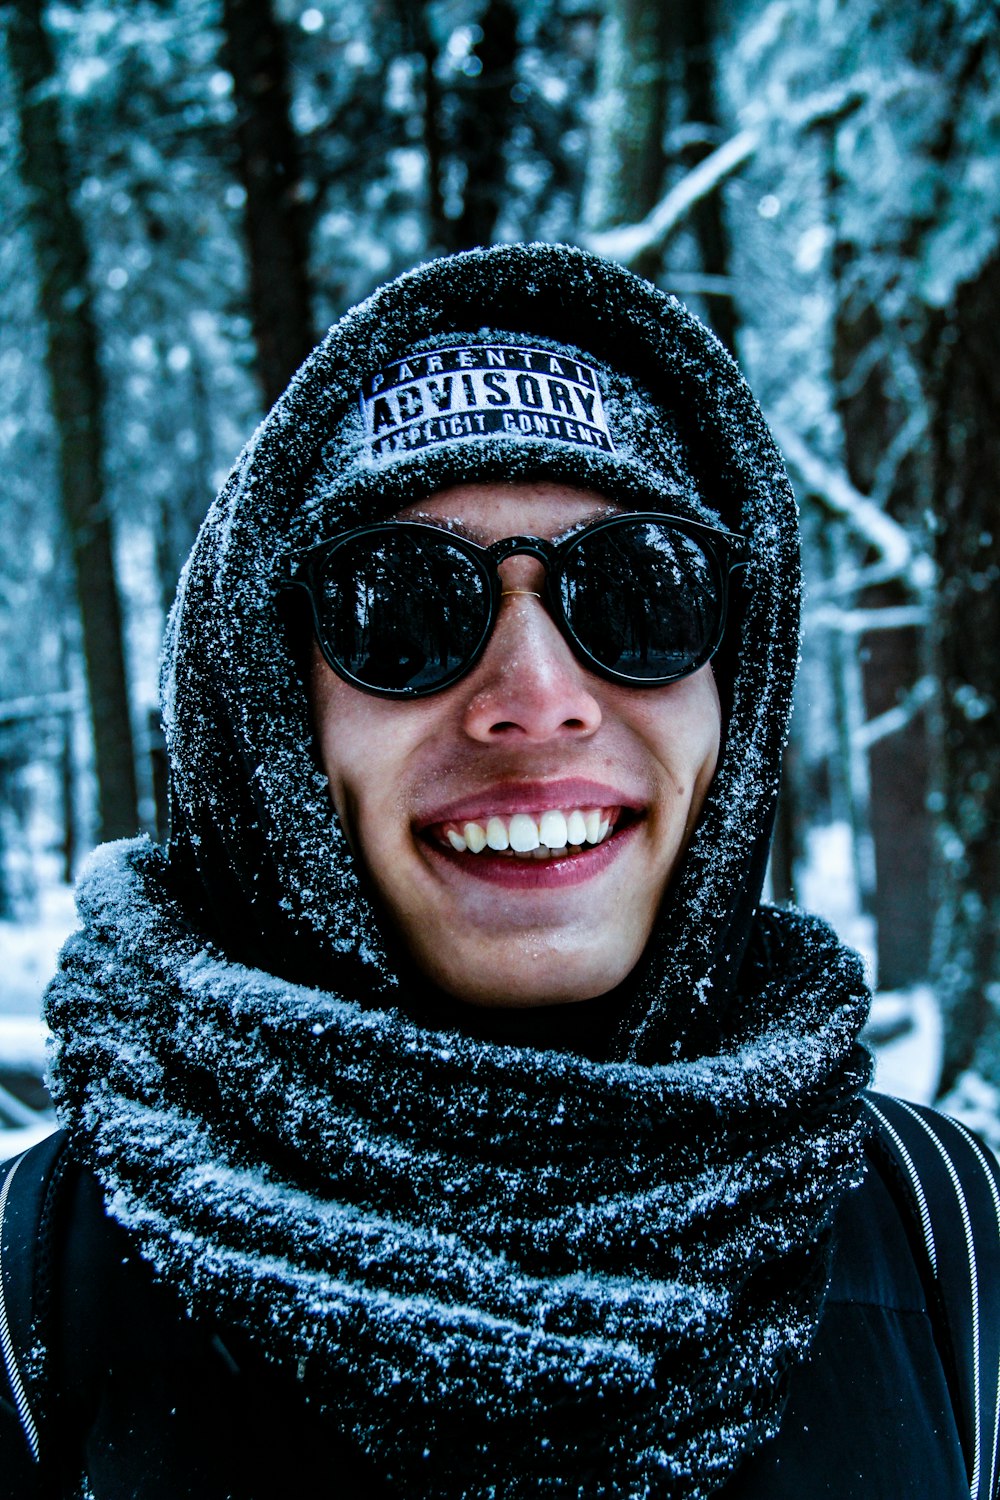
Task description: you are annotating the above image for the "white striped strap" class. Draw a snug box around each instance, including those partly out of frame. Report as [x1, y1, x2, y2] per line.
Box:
[0, 1151, 40, 1460]
[865, 1094, 1000, 1500]
[0, 1131, 73, 1466]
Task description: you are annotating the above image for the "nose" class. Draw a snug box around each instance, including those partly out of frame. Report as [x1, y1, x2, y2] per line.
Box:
[460, 559, 603, 742]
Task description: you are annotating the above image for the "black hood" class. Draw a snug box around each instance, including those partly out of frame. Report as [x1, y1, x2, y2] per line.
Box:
[162, 242, 800, 1063]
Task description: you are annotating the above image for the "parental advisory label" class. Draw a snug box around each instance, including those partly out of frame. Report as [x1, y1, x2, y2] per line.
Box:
[360, 344, 615, 460]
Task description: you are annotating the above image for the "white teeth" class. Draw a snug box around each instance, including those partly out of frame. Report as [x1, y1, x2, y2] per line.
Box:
[486, 816, 510, 851]
[463, 821, 487, 853]
[508, 813, 540, 852]
[565, 810, 588, 846]
[539, 810, 568, 849]
[438, 806, 621, 857]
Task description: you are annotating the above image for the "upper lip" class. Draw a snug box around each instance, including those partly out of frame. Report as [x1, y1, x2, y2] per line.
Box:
[414, 778, 645, 829]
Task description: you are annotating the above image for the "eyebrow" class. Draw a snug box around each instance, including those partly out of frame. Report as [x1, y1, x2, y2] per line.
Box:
[398, 515, 485, 543]
[398, 506, 621, 545]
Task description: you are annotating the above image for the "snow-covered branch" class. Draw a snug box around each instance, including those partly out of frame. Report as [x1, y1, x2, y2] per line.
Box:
[583, 129, 759, 267]
[855, 676, 936, 751]
[773, 423, 928, 590]
[809, 561, 914, 602]
[0, 1080, 43, 1131]
[661, 273, 735, 298]
[807, 605, 929, 634]
[0, 691, 81, 725]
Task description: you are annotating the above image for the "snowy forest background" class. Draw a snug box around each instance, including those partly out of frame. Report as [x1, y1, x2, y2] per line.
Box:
[1, 0, 999, 1152]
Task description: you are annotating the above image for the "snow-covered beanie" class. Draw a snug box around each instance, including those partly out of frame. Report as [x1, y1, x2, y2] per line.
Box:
[46, 244, 873, 1499]
[294, 326, 711, 541]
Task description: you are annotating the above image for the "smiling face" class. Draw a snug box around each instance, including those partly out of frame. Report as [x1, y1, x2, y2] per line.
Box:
[310, 481, 722, 1008]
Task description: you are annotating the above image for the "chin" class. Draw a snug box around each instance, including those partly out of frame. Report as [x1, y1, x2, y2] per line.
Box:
[422, 951, 635, 1010]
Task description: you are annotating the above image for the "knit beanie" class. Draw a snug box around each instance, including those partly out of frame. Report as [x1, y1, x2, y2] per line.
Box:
[293, 328, 716, 543]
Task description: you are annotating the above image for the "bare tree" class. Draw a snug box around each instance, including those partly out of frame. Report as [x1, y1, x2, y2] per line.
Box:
[449, 0, 518, 250]
[6, 0, 139, 845]
[582, 0, 671, 272]
[221, 0, 316, 407]
[928, 249, 1000, 1092]
[819, 104, 935, 993]
[411, 0, 519, 255]
[675, 0, 736, 353]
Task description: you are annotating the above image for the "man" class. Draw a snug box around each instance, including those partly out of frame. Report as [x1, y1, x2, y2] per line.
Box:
[2, 243, 998, 1498]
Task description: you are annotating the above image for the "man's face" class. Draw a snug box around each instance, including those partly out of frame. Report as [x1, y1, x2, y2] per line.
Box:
[311, 481, 721, 1008]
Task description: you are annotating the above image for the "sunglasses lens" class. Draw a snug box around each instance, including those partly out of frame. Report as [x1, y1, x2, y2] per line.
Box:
[315, 530, 490, 693]
[558, 520, 723, 681]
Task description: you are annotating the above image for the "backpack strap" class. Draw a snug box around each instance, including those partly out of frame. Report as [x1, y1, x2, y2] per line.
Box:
[0, 1130, 73, 1467]
[864, 1093, 1000, 1500]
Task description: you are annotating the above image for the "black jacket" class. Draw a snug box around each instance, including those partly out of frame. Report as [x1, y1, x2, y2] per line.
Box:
[3, 1094, 997, 1500]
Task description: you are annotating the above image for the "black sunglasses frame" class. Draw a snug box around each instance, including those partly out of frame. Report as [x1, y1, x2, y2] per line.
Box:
[281, 511, 749, 699]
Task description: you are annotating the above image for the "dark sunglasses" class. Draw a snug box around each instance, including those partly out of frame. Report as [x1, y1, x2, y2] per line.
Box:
[281, 512, 748, 699]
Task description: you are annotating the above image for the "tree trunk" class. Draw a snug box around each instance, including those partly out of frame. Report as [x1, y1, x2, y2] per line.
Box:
[415, 8, 448, 252]
[676, 0, 735, 352]
[59, 716, 77, 885]
[451, 0, 518, 250]
[416, 0, 518, 255]
[7, 0, 139, 846]
[582, 0, 671, 271]
[826, 138, 933, 994]
[860, 608, 934, 988]
[155, 341, 215, 612]
[221, 0, 315, 407]
[58, 626, 78, 883]
[927, 250, 1000, 1092]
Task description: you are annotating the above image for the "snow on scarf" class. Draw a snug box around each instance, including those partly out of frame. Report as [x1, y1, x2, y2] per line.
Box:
[45, 837, 870, 1499]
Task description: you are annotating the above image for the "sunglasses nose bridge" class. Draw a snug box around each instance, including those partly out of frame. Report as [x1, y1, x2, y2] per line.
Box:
[488, 537, 560, 612]
[486, 537, 559, 609]
[486, 535, 557, 570]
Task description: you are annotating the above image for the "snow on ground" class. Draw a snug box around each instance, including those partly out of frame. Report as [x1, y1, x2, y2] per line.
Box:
[0, 881, 76, 1157]
[866, 986, 943, 1104]
[795, 822, 944, 1106]
[0, 1115, 58, 1157]
[796, 822, 878, 980]
[1, 880, 77, 1013]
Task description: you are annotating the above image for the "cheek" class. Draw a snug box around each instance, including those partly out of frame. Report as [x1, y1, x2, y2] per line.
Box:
[632, 669, 722, 792]
[688, 686, 722, 794]
[309, 656, 391, 833]
[308, 653, 436, 861]
[309, 659, 349, 819]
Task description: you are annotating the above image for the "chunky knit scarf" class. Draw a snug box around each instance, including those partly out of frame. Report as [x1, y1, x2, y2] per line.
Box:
[46, 837, 871, 1500]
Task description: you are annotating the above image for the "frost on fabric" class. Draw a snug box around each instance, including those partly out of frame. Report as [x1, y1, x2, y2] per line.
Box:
[45, 243, 872, 1498]
[46, 833, 870, 1500]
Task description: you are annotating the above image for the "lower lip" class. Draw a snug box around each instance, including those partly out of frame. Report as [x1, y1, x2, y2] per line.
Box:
[421, 820, 641, 888]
